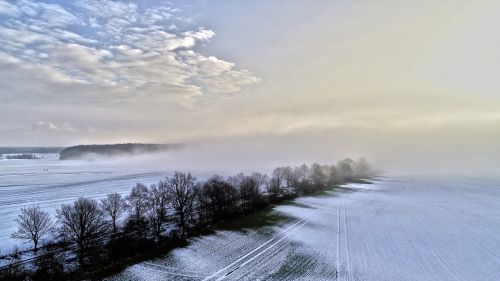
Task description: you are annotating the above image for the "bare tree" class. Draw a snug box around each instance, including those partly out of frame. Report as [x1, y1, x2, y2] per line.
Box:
[200, 175, 238, 222]
[156, 180, 171, 222]
[337, 158, 355, 181]
[11, 204, 53, 252]
[282, 166, 294, 188]
[127, 183, 149, 222]
[166, 171, 197, 237]
[290, 165, 307, 193]
[268, 177, 282, 200]
[294, 164, 309, 183]
[145, 184, 169, 237]
[251, 172, 268, 188]
[326, 165, 339, 185]
[310, 163, 326, 188]
[271, 167, 286, 188]
[239, 176, 261, 210]
[354, 157, 373, 178]
[194, 182, 210, 228]
[57, 197, 107, 264]
[227, 172, 244, 188]
[100, 193, 127, 233]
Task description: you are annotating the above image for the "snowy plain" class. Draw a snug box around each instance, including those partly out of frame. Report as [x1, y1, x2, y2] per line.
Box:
[0, 154, 274, 253]
[0, 158, 169, 252]
[3, 158, 500, 280]
[109, 176, 500, 281]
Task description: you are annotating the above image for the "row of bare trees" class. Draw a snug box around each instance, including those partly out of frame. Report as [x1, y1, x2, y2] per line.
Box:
[269, 158, 372, 195]
[8, 158, 374, 271]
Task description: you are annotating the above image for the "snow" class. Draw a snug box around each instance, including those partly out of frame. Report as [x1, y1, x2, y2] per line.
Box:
[3, 158, 500, 280]
[0, 158, 165, 252]
[0, 156, 263, 253]
[109, 175, 500, 281]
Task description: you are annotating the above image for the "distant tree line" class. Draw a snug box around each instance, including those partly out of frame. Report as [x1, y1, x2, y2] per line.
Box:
[1, 158, 375, 280]
[0, 147, 63, 154]
[58, 143, 180, 160]
[3, 154, 41, 160]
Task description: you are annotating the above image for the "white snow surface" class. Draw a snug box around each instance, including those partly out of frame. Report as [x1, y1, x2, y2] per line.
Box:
[0, 158, 171, 252]
[108, 175, 500, 281]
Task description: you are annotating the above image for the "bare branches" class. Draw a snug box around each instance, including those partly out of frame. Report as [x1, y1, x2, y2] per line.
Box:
[239, 176, 262, 210]
[11, 205, 53, 252]
[100, 193, 127, 233]
[56, 198, 107, 265]
[145, 184, 169, 237]
[199, 175, 238, 222]
[126, 183, 149, 223]
[166, 172, 197, 237]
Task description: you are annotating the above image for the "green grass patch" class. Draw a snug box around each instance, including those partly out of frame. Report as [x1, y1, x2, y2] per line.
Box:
[217, 206, 291, 232]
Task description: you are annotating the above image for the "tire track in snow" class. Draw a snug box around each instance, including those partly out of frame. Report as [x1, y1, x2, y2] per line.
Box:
[337, 202, 341, 281]
[216, 220, 308, 280]
[338, 190, 357, 281]
[202, 219, 308, 281]
[143, 261, 203, 275]
[202, 219, 305, 281]
[344, 202, 352, 281]
[137, 263, 204, 279]
[238, 236, 296, 280]
[215, 220, 309, 281]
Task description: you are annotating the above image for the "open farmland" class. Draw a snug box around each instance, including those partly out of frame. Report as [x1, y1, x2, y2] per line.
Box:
[0, 158, 164, 251]
[110, 176, 500, 281]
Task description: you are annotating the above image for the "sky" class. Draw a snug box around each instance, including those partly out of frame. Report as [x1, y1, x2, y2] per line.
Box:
[1, 0, 500, 174]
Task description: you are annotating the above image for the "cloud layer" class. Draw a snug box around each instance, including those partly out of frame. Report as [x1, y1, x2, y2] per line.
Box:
[2, 0, 500, 174]
[0, 0, 259, 105]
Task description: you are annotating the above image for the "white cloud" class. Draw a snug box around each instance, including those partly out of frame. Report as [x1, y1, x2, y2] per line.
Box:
[88, 17, 100, 28]
[0, 0, 259, 105]
[76, 0, 138, 19]
[36, 3, 84, 27]
[183, 29, 216, 41]
[30, 121, 78, 133]
[182, 53, 261, 94]
[0, 0, 20, 17]
[31, 121, 59, 132]
[13, 1, 85, 28]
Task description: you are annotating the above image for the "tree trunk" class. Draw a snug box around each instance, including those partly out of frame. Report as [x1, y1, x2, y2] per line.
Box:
[180, 213, 185, 237]
[78, 242, 85, 265]
[156, 222, 161, 238]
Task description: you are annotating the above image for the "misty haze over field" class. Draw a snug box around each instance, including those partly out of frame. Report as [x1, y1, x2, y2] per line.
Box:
[1, 0, 500, 174]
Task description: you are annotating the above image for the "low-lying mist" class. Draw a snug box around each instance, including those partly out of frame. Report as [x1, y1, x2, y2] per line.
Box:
[68, 139, 375, 179]
[46, 124, 500, 177]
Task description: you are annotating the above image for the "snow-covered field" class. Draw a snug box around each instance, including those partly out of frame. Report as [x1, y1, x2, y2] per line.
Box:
[109, 176, 500, 281]
[0, 158, 167, 252]
[3, 159, 500, 280]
